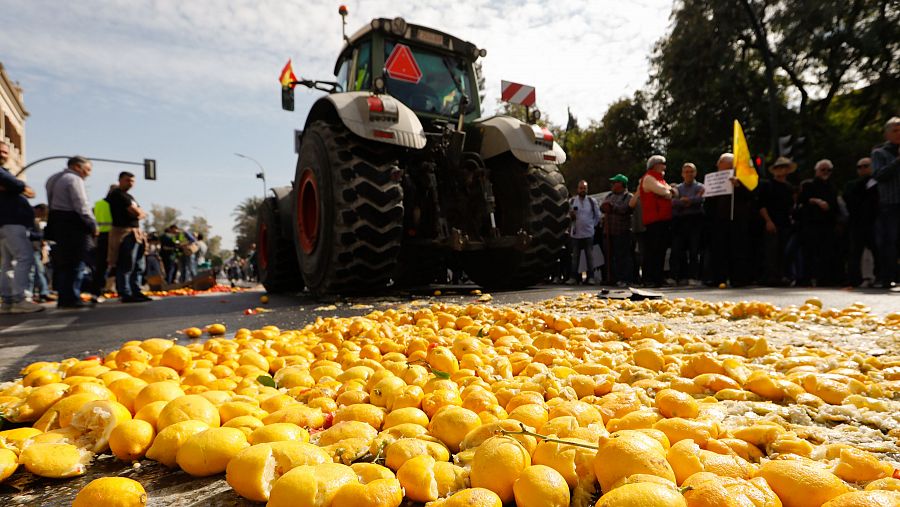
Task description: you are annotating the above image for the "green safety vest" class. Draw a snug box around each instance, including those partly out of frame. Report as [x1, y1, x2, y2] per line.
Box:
[94, 198, 112, 233]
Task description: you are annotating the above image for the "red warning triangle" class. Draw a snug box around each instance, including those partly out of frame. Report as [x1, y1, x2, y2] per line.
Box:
[385, 44, 422, 84]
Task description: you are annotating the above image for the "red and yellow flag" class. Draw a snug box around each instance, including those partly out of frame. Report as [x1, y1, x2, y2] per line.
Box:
[733, 120, 758, 191]
[279, 59, 297, 88]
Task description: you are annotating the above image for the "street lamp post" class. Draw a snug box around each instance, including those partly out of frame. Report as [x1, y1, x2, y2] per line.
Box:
[235, 153, 267, 198]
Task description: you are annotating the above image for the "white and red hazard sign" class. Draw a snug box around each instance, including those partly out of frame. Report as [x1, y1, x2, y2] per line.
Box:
[385, 44, 422, 84]
[501, 80, 536, 107]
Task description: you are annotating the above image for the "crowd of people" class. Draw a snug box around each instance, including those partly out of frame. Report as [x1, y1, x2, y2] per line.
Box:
[0, 149, 213, 313]
[564, 117, 900, 290]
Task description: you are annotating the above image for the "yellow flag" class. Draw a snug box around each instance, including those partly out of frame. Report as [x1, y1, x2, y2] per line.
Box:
[733, 120, 758, 191]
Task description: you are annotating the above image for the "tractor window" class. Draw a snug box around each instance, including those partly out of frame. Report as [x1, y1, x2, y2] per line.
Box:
[353, 40, 372, 91]
[335, 58, 350, 92]
[384, 40, 472, 117]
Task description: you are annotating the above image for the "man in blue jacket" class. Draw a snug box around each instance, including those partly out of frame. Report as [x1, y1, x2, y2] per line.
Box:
[872, 117, 900, 288]
[0, 141, 43, 313]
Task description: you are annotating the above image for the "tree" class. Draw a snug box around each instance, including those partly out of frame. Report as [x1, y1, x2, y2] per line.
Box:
[143, 205, 186, 234]
[232, 196, 263, 256]
[647, 0, 898, 182]
[561, 93, 655, 192]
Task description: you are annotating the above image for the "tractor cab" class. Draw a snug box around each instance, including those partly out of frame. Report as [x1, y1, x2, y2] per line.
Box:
[333, 17, 483, 126]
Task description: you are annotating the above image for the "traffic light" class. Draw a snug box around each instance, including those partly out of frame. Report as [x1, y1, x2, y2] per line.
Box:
[778, 135, 793, 156]
[755, 154, 764, 172]
[143, 159, 157, 180]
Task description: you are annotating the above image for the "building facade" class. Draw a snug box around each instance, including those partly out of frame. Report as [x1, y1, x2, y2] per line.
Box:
[0, 62, 27, 175]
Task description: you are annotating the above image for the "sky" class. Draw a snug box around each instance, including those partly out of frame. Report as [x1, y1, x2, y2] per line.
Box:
[1, 0, 674, 249]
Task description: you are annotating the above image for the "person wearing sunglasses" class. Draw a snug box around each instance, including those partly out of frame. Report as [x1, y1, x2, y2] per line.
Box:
[797, 159, 838, 286]
[843, 157, 878, 287]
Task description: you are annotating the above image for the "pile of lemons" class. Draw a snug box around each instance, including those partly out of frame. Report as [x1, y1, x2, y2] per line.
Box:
[1, 296, 899, 507]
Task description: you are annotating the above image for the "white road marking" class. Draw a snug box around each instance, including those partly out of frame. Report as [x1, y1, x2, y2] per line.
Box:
[0, 317, 79, 335]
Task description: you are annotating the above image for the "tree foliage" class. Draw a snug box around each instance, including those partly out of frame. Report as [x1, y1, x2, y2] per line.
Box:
[559, 0, 899, 191]
[232, 196, 262, 256]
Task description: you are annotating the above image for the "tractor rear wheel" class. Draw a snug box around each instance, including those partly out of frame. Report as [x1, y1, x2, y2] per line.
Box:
[257, 197, 304, 293]
[463, 157, 569, 289]
[292, 120, 404, 296]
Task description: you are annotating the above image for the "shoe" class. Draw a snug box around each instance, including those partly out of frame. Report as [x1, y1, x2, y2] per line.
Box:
[9, 300, 45, 314]
[121, 295, 151, 303]
[615, 281, 628, 288]
[133, 294, 152, 302]
[585, 278, 595, 285]
[664, 278, 677, 287]
[565, 278, 577, 285]
[58, 300, 92, 309]
[0, 303, 10, 314]
[688, 279, 703, 287]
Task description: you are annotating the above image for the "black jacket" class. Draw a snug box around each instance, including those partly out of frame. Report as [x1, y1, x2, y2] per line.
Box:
[0, 166, 34, 227]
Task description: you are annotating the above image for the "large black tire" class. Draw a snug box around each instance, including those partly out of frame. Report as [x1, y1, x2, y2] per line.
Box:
[292, 121, 404, 296]
[257, 197, 304, 293]
[463, 157, 569, 289]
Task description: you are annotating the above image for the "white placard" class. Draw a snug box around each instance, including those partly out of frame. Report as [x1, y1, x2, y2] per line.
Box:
[703, 170, 735, 197]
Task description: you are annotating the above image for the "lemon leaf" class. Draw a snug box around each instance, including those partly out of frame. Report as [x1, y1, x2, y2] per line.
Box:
[477, 327, 487, 338]
[431, 368, 451, 379]
[257, 375, 277, 388]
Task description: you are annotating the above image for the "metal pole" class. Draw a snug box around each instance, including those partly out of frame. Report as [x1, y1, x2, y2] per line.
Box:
[235, 153, 267, 198]
[14, 155, 145, 178]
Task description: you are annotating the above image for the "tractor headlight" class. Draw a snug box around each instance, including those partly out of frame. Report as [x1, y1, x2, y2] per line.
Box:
[373, 76, 386, 93]
[391, 17, 407, 35]
[371, 19, 382, 30]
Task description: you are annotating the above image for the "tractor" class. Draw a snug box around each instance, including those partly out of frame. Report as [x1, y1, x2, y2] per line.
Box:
[257, 11, 569, 296]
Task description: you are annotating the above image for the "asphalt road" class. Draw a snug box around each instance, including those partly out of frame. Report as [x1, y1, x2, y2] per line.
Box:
[1, 283, 897, 381]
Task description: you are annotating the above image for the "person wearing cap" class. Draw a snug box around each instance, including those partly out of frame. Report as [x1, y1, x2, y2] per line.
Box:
[567, 179, 601, 284]
[638, 155, 676, 287]
[871, 117, 900, 288]
[601, 174, 634, 286]
[843, 157, 879, 287]
[703, 153, 756, 287]
[758, 156, 797, 285]
[671, 163, 705, 286]
[797, 159, 839, 286]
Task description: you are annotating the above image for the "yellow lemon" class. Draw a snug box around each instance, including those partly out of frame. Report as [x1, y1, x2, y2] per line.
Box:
[596, 482, 686, 507]
[19, 442, 91, 478]
[133, 381, 183, 413]
[175, 426, 249, 476]
[156, 394, 220, 430]
[681, 471, 781, 507]
[249, 422, 310, 445]
[427, 488, 502, 507]
[594, 430, 676, 493]
[226, 441, 332, 502]
[267, 462, 358, 507]
[68, 399, 133, 453]
[513, 464, 570, 507]
[429, 406, 482, 452]
[758, 459, 851, 507]
[470, 435, 532, 504]
[109, 419, 156, 462]
[822, 490, 900, 507]
[0, 448, 19, 482]
[145, 420, 209, 468]
[72, 477, 147, 507]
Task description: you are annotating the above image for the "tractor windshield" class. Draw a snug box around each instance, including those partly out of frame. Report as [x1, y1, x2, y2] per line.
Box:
[384, 40, 473, 117]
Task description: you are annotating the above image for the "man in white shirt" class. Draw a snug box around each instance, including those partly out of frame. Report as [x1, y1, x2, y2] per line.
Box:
[567, 180, 600, 284]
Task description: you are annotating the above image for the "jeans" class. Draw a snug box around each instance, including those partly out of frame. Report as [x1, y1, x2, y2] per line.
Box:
[670, 215, 703, 281]
[875, 203, 900, 284]
[115, 233, 146, 297]
[178, 255, 195, 283]
[569, 236, 595, 280]
[0, 224, 34, 304]
[30, 250, 50, 297]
